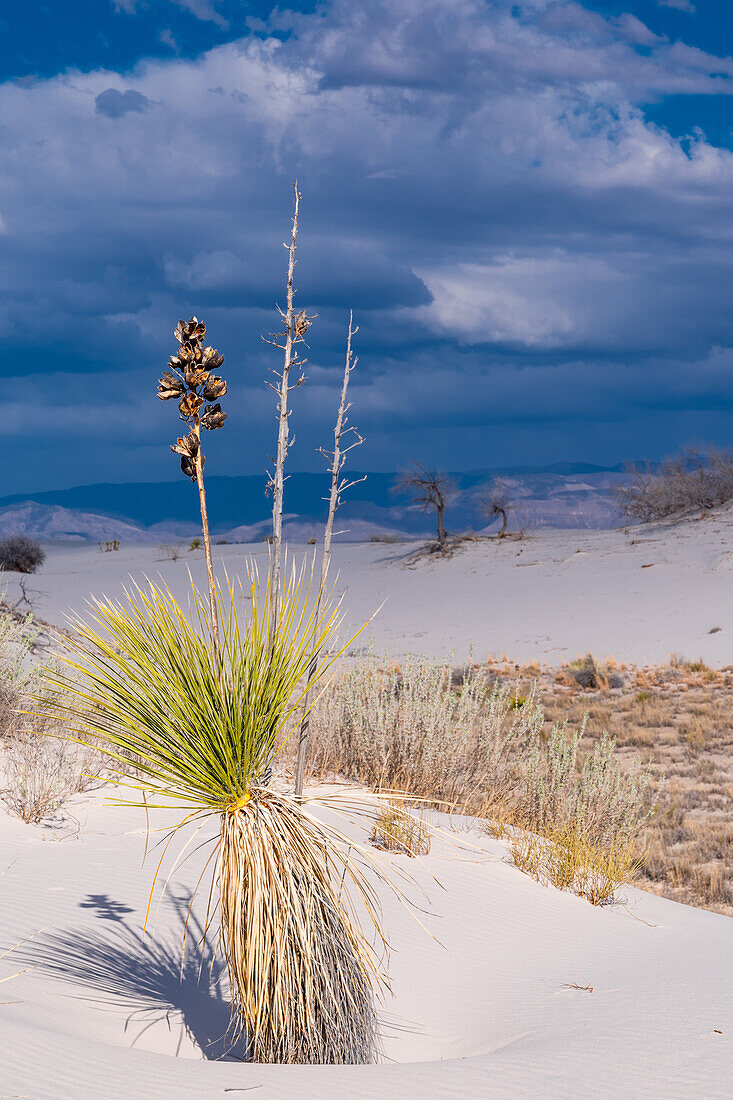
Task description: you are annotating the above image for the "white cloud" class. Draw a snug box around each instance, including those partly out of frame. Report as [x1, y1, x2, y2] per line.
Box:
[173, 0, 228, 27]
[415, 253, 647, 348]
[657, 0, 696, 13]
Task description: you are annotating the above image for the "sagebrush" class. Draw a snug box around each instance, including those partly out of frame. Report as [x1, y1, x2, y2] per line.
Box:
[0, 612, 101, 822]
[304, 655, 657, 901]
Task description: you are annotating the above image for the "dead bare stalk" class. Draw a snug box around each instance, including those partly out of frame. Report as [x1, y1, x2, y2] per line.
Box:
[294, 311, 364, 796]
[263, 183, 312, 640]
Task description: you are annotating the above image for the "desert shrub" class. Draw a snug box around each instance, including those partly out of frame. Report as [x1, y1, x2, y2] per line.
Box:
[0, 612, 103, 822]
[189, 537, 201, 551]
[371, 799, 431, 857]
[2, 726, 101, 824]
[512, 727, 656, 845]
[98, 540, 120, 553]
[306, 655, 656, 902]
[0, 612, 41, 739]
[306, 657, 538, 815]
[158, 542, 184, 561]
[566, 653, 624, 691]
[0, 537, 45, 574]
[617, 445, 733, 522]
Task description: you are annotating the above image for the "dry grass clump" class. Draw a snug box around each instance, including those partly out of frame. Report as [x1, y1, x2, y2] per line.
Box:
[305, 656, 653, 903]
[510, 822, 643, 906]
[371, 799, 431, 857]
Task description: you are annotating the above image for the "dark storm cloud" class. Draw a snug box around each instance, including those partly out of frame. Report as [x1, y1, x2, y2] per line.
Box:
[2, 0, 733, 490]
[95, 87, 150, 117]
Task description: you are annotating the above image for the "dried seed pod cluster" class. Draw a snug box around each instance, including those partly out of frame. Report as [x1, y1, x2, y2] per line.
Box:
[158, 316, 227, 480]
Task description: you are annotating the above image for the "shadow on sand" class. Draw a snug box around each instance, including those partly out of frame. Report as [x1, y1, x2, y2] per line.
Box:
[20, 893, 248, 1060]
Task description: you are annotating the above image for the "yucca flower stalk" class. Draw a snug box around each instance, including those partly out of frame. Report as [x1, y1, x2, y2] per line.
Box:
[158, 315, 227, 656]
[40, 564, 388, 1063]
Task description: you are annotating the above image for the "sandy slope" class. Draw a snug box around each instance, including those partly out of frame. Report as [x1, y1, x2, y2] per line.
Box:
[7, 510, 733, 666]
[1, 787, 731, 1100]
[2, 518, 733, 1097]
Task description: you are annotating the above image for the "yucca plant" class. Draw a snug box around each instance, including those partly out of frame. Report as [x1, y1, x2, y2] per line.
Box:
[34, 306, 389, 1063]
[40, 565, 387, 1062]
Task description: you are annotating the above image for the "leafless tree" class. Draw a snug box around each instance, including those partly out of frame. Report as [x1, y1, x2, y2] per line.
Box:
[294, 312, 364, 796]
[616, 446, 733, 523]
[476, 479, 513, 538]
[393, 464, 456, 549]
[262, 182, 313, 638]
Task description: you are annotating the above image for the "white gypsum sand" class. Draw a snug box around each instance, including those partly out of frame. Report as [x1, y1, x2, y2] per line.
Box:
[1, 521, 732, 1097]
[0, 786, 731, 1098]
[6, 510, 733, 666]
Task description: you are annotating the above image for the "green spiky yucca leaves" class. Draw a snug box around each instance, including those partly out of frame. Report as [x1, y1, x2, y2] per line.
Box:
[40, 563, 386, 1064]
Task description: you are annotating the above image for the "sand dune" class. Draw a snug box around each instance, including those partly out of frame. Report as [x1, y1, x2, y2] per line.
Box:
[2, 520, 733, 1097]
[1, 788, 731, 1099]
[6, 511, 733, 667]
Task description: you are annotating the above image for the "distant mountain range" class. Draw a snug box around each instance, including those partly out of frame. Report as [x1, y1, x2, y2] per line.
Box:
[0, 464, 628, 542]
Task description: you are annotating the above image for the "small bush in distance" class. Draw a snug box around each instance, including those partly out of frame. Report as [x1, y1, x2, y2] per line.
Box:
[0, 537, 45, 574]
[158, 542, 184, 561]
[189, 537, 201, 551]
[566, 653, 624, 691]
[616, 445, 733, 522]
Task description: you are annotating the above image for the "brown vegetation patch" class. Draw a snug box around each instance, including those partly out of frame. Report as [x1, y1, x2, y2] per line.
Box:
[485, 652, 733, 915]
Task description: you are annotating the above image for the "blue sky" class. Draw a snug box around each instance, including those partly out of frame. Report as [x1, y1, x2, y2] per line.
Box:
[2, 0, 733, 492]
